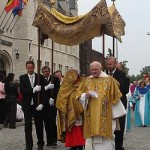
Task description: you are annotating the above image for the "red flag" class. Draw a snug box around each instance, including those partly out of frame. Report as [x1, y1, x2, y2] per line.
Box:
[5, 0, 20, 13]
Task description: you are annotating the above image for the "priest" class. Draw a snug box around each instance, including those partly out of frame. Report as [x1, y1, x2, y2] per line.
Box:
[76, 61, 126, 150]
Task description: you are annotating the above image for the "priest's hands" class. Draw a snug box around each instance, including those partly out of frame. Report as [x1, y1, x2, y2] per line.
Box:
[86, 90, 98, 98]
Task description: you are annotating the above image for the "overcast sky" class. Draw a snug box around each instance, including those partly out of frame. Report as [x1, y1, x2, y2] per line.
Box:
[77, 0, 150, 75]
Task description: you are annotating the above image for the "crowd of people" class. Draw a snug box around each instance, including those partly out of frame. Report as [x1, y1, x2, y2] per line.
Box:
[1, 57, 150, 150]
[126, 78, 150, 131]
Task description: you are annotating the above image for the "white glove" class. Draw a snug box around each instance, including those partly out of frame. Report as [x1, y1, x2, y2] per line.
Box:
[80, 93, 89, 110]
[45, 83, 54, 90]
[49, 98, 55, 106]
[89, 90, 98, 98]
[33, 85, 41, 93]
[36, 104, 43, 111]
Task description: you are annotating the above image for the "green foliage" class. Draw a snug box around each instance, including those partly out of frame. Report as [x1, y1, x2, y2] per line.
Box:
[129, 74, 143, 83]
[106, 48, 113, 58]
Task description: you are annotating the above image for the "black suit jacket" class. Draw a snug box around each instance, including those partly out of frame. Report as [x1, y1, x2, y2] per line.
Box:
[44, 75, 60, 107]
[106, 69, 129, 108]
[19, 73, 46, 110]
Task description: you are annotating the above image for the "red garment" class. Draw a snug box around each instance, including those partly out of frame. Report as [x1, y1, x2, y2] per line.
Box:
[18, 93, 22, 102]
[65, 126, 85, 147]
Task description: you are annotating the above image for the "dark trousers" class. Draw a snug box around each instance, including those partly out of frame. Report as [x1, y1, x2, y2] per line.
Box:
[114, 115, 126, 150]
[43, 106, 57, 144]
[23, 105, 44, 149]
[0, 99, 7, 124]
[5, 102, 17, 127]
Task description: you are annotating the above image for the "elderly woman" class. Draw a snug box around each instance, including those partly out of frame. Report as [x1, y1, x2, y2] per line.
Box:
[134, 80, 150, 127]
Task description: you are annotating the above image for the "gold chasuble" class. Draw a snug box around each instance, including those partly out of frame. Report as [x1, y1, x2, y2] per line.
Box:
[76, 76, 122, 139]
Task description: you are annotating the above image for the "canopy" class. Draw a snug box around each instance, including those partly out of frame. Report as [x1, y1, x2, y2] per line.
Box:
[32, 0, 125, 46]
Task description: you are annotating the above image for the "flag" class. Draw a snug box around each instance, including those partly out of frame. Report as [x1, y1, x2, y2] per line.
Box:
[5, 0, 20, 13]
[12, 0, 23, 16]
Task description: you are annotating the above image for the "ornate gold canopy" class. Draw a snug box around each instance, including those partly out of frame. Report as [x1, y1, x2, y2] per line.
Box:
[33, 0, 125, 46]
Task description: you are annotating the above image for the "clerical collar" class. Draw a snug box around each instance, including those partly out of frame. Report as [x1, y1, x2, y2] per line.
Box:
[89, 71, 108, 78]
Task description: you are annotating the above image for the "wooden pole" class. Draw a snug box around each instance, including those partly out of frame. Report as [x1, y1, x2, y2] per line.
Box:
[113, 37, 115, 57]
[51, 41, 54, 75]
[102, 26, 105, 70]
[116, 39, 118, 61]
[37, 27, 41, 105]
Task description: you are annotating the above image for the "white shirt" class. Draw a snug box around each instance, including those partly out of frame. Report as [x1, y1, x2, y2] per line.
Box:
[28, 73, 35, 88]
[28, 73, 35, 105]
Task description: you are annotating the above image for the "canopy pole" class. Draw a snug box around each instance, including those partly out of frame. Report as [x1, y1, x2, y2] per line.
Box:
[113, 37, 115, 57]
[51, 41, 54, 75]
[102, 26, 105, 70]
[37, 27, 41, 106]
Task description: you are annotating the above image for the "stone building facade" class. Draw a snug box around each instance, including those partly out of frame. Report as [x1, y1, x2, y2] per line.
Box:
[79, 39, 103, 76]
[0, 0, 79, 79]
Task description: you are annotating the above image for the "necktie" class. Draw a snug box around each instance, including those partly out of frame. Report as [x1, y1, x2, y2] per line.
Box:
[30, 75, 34, 88]
[30, 75, 34, 105]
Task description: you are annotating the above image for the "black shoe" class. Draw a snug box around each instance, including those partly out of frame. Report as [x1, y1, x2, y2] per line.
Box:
[9, 126, 16, 129]
[4, 122, 9, 128]
[24, 148, 32, 150]
[46, 143, 57, 148]
[37, 146, 43, 150]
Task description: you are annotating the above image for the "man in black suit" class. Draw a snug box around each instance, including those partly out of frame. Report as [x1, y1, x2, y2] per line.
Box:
[19, 61, 45, 150]
[42, 66, 60, 147]
[106, 57, 129, 150]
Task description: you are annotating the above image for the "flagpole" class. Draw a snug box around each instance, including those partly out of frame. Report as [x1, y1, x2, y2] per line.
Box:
[7, 16, 16, 31]
[0, 13, 8, 27]
[0, 9, 5, 18]
[3, 12, 13, 30]
[10, 17, 19, 32]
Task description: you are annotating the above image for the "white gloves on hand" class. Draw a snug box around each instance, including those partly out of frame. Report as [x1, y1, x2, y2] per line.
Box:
[49, 98, 55, 106]
[80, 93, 89, 110]
[89, 90, 98, 98]
[45, 83, 54, 91]
[33, 85, 41, 93]
[36, 104, 43, 111]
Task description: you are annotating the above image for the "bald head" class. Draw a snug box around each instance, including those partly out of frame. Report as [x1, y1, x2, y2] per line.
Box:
[107, 57, 117, 72]
[90, 61, 102, 77]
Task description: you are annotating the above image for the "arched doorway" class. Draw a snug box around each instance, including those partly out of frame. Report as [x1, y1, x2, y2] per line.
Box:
[0, 50, 13, 76]
[0, 58, 6, 76]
